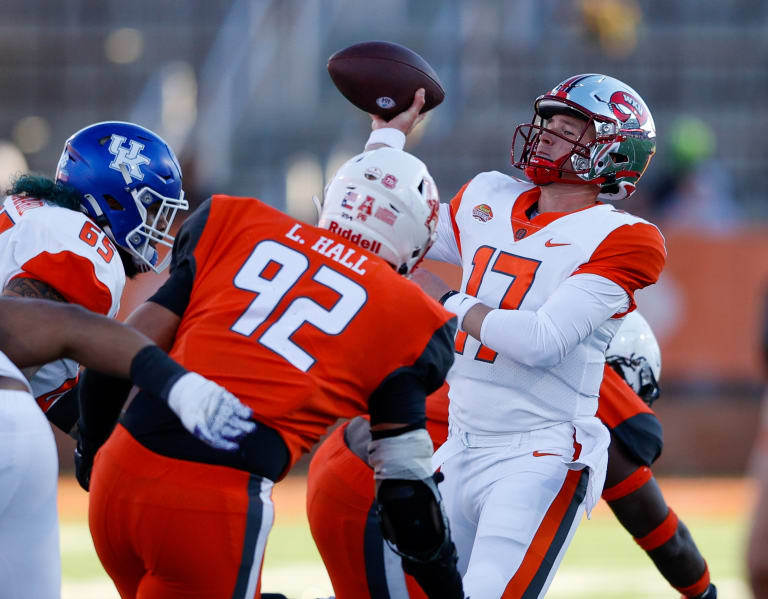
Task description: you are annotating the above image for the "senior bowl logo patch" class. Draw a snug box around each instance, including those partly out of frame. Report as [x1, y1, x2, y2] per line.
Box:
[472, 204, 493, 222]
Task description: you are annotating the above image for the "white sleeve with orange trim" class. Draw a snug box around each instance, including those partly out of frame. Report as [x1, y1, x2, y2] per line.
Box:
[4, 206, 125, 316]
[573, 222, 666, 315]
[0, 203, 126, 409]
[479, 273, 628, 368]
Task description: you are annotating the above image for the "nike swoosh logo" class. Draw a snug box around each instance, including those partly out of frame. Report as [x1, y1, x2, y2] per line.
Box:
[545, 239, 570, 247]
[532, 450, 562, 457]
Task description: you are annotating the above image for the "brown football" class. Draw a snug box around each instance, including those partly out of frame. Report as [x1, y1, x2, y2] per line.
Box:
[327, 41, 445, 118]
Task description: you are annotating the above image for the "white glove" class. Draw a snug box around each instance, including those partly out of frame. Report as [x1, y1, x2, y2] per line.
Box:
[167, 372, 256, 451]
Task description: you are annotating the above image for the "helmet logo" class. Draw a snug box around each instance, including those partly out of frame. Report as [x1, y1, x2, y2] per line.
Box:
[472, 204, 493, 222]
[108, 134, 151, 181]
[374, 206, 397, 226]
[364, 167, 382, 181]
[381, 174, 397, 189]
[356, 195, 375, 221]
[608, 91, 647, 126]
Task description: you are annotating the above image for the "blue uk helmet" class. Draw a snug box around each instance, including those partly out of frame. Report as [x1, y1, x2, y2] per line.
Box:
[55, 121, 188, 272]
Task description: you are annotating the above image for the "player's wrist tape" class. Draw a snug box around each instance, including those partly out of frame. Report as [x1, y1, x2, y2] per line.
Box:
[366, 127, 406, 150]
[438, 290, 459, 305]
[368, 428, 434, 480]
[129, 345, 188, 403]
[442, 291, 482, 332]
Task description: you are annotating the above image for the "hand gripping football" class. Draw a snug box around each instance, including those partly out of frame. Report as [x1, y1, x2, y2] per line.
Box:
[327, 41, 445, 118]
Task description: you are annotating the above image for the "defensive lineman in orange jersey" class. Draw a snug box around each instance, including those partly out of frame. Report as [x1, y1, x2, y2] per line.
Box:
[82, 146, 466, 599]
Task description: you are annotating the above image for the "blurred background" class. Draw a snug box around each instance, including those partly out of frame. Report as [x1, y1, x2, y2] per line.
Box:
[2, 0, 766, 597]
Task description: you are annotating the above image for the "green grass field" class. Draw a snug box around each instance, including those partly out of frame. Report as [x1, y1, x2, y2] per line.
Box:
[60, 476, 753, 599]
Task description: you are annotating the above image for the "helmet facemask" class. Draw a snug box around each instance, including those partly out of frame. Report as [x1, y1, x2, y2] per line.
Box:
[123, 184, 187, 273]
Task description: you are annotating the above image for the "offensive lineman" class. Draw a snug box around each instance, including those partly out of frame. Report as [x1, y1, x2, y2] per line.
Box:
[79, 146, 465, 598]
[373, 75, 665, 598]
[0, 121, 187, 432]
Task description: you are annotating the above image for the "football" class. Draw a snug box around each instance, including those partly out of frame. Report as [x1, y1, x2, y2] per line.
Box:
[327, 41, 445, 118]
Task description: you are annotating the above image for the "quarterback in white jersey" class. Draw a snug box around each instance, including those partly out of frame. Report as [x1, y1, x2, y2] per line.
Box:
[1, 121, 187, 431]
[367, 74, 666, 598]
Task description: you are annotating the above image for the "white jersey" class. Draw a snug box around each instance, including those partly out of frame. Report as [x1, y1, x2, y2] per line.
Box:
[429, 172, 665, 434]
[0, 195, 125, 411]
[0, 349, 32, 393]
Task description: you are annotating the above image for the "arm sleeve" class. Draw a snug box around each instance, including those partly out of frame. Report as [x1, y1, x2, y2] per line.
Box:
[368, 319, 456, 426]
[148, 198, 211, 317]
[479, 273, 629, 368]
[425, 183, 469, 265]
[77, 368, 135, 445]
[573, 222, 666, 315]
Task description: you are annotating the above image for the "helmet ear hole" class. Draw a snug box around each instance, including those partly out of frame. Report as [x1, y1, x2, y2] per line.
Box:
[103, 194, 124, 211]
[609, 152, 629, 164]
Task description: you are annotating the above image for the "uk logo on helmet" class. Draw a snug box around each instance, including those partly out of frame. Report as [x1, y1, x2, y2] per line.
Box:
[108, 134, 151, 181]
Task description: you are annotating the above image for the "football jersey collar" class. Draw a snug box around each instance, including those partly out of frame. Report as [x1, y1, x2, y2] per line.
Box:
[510, 187, 602, 241]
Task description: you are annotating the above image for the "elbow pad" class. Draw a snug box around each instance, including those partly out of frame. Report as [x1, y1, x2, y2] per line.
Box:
[375, 473, 464, 599]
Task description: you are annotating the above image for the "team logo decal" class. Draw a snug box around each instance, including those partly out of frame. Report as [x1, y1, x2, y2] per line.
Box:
[356, 195, 375, 221]
[374, 206, 397, 226]
[515, 228, 528, 240]
[381, 174, 397, 189]
[364, 167, 382, 181]
[472, 204, 493, 222]
[108, 134, 150, 181]
[608, 91, 648, 126]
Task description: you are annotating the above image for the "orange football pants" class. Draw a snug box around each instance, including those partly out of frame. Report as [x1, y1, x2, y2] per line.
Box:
[88, 424, 275, 599]
[307, 423, 427, 599]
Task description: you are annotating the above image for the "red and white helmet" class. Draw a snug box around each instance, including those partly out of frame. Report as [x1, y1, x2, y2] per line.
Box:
[511, 73, 656, 201]
[606, 311, 662, 405]
[319, 148, 439, 275]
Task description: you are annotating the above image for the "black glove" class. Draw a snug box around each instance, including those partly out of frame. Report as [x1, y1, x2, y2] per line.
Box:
[401, 538, 464, 599]
[73, 431, 100, 492]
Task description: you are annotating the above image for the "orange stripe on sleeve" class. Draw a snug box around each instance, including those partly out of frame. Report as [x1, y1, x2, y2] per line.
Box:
[634, 507, 679, 551]
[502, 469, 585, 597]
[0, 210, 15, 234]
[601, 465, 653, 501]
[19, 251, 113, 315]
[449, 182, 470, 258]
[573, 223, 666, 314]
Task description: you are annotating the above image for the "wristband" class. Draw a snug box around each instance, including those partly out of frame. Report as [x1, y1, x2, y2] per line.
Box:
[365, 127, 406, 151]
[442, 292, 483, 332]
[438, 290, 460, 305]
[129, 345, 188, 402]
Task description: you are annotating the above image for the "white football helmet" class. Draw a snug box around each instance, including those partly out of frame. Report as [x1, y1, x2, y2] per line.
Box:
[606, 311, 662, 405]
[319, 148, 439, 275]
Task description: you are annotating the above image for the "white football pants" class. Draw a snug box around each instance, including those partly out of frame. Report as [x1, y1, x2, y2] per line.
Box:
[0, 389, 60, 599]
[436, 422, 590, 599]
